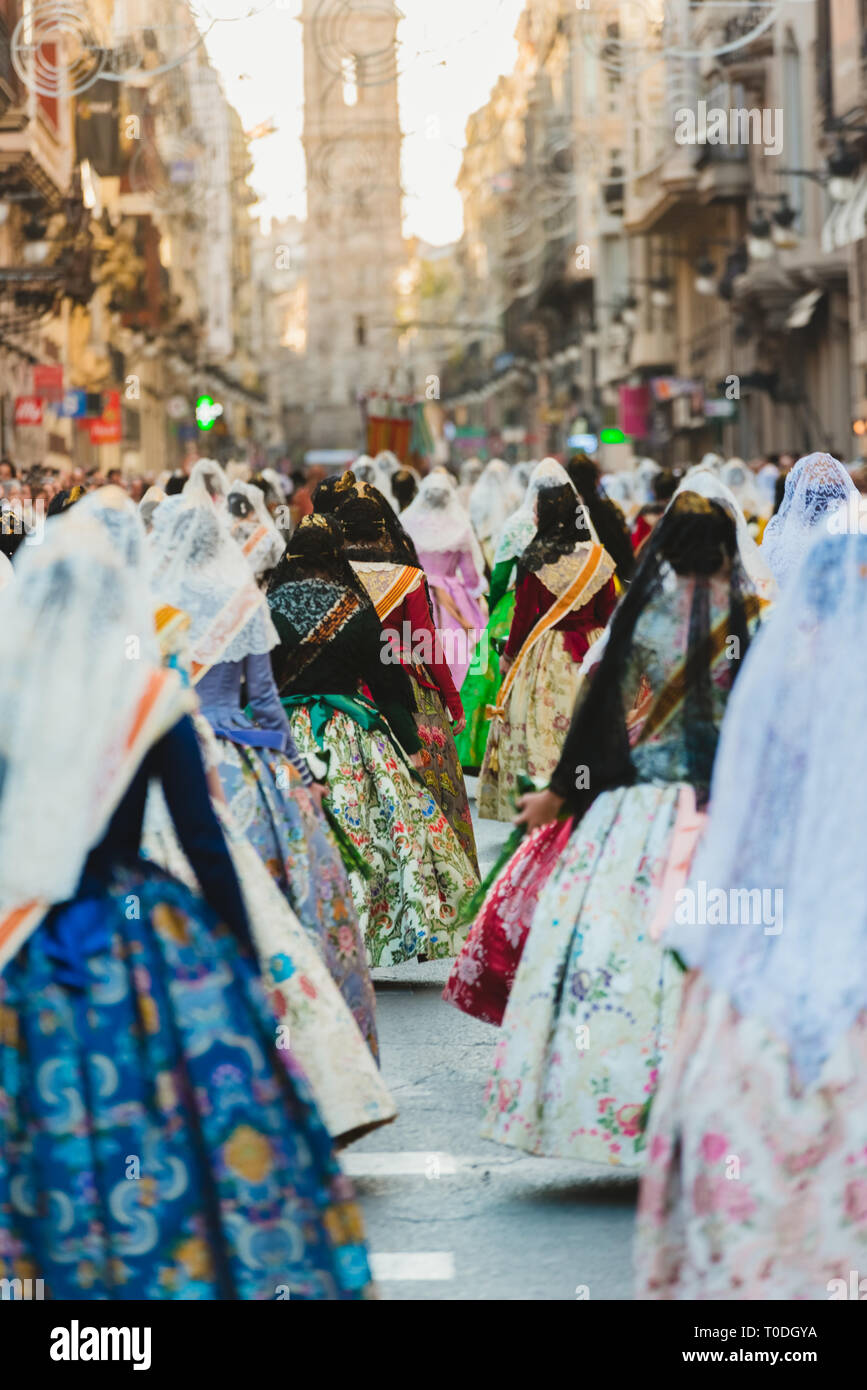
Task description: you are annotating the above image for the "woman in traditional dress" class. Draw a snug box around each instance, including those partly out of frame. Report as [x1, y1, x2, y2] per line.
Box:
[761, 450, 857, 588]
[636, 527, 867, 1298]
[468, 458, 523, 570]
[567, 453, 636, 583]
[148, 494, 378, 1056]
[138, 485, 165, 532]
[0, 512, 372, 1299]
[457, 456, 484, 510]
[77, 487, 394, 1137]
[184, 456, 230, 508]
[720, 457, 767, 526]
[335, 490, 479, 871]
[268, 515, 478, 967]
[401, 470, 487, 692]
[352, 454, 398, 511]
[392, 467, 418, 511]
[479, 495, 763, 1166]
[455, 459, 574, 773]
[226, 478, 285, 581]
[674, 466, 777, 601]
[477, 483, 617, 822]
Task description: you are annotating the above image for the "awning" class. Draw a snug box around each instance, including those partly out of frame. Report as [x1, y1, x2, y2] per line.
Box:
[821, 172, 867, 252]
[786, 288, 823, 329]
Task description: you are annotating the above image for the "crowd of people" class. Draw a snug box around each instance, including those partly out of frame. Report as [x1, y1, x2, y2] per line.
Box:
[0, 441, 864, 1301]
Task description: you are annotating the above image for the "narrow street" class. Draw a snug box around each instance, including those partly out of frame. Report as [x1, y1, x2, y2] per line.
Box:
[347, 783, 637, 1302]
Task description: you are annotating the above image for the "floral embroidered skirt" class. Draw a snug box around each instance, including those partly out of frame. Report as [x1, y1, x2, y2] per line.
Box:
[477, 630, 584, 823]
[411, 670, 479, 874]
[443, 819, 574, 1027]
[143, 785, 395, 1144]
[455, 591, 515, 773]
[635, 976, 867, 1300]
[480, 783, 686, 1165]
[0, 867, 372, 1299]
[211, 738, 378, 1059]
[288, 706, 478, 968]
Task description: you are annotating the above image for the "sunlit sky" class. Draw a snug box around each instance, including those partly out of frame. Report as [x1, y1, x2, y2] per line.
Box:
[196, 0, 526, 245]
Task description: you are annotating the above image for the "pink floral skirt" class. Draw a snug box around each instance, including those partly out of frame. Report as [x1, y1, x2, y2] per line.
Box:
[636, 974, 867, 1300]
[442, 819, 574, 1026]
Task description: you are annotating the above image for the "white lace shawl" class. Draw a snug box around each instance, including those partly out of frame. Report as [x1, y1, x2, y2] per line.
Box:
[670, 526, 867, 1087]
[761, 452, 857, 589]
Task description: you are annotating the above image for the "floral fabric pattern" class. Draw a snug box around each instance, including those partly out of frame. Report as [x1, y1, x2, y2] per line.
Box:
[443, 819, 573, 1026]
[0, 867, 372, 1299]
[481, 784, 685, 1164]
[209, 737, 378, 1057]
[635, 976, 867, 1300]
[142, 783, 395, 1143]
[478, 630, 585, 822]
[288, 706, 478, 967]
[412, 675, 478, 872]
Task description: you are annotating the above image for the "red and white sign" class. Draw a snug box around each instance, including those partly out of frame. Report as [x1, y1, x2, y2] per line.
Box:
[89, 388, 122, 445]
[33, 364, 64, 402]
[14, 396, 44, 427]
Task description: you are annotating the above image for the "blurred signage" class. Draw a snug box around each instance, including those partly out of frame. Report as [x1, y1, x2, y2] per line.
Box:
[704, 399, 737, 419]
[196, 394, 224, 431]
[568, 432, 599, 452]
[33, 365, 64, 401]
[89, 389, 122, 444]
[60, 389, 88, 418]
[618, 383, 649, 437]
[651, 376, 700, 402]
[600, 426, 628, 445]
[14, 397, 43, 426]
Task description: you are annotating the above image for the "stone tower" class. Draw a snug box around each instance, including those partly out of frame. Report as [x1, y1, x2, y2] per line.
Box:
[301, 0, 405, 451]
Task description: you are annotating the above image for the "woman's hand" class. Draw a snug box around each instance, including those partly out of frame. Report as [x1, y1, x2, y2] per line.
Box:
[514, 788, 565, 832]
[306, 782, 327, 814]
[499, 654, 512, 676]
[451, 711, 467, 735]
[409, 751, 424, 771]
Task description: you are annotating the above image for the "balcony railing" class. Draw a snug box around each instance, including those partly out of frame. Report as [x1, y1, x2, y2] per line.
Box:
[0, 14, 22, 118]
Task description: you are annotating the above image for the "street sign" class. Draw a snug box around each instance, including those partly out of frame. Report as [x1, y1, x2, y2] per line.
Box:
[33, 365, 64, 402]
[196, 395, 224, 431]
[14, 397, 43, 426]
[59, 389, 88, 418]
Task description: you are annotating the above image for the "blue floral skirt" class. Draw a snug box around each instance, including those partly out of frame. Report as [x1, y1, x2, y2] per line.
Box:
[212, 739, 378, 1060]
[0, 865, 372, 1300]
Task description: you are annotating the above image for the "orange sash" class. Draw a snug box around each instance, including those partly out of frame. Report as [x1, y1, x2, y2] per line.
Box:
[488, 544, 608, 721]
[639, 593, 763, 744]
[242, 524, 269, 560]
[355, 563, 424, 622]
[189, 586, 267, 685]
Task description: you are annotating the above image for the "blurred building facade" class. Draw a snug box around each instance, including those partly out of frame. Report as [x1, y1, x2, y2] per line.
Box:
[300, 0, 405, 455]
[443, 0, 867, 466]
[0, 0, 274, 478]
